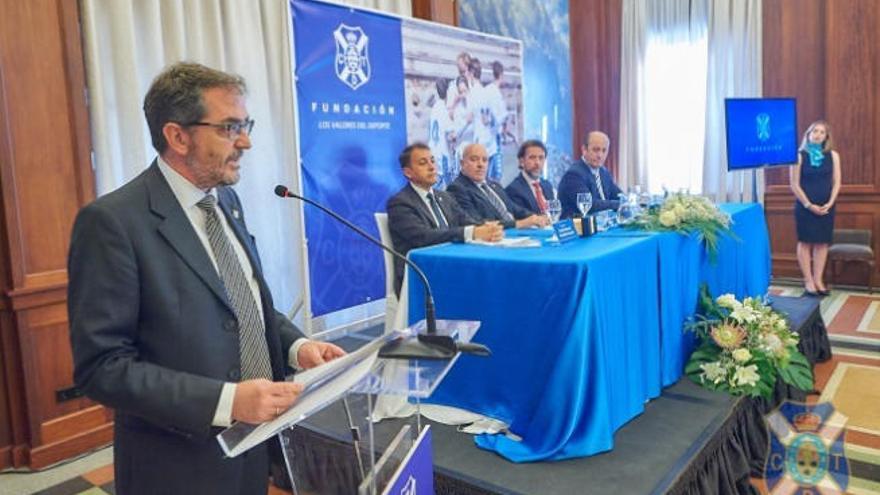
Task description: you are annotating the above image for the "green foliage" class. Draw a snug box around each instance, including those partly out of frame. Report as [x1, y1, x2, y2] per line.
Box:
[684, 287, 814, 399]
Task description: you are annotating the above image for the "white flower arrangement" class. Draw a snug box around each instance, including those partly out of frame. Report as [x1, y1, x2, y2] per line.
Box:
[685, 287, 813, 398]
[625, 193, 735, 262]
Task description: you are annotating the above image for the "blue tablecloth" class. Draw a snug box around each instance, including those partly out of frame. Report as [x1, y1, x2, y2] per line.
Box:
[406, 203, 770, 462]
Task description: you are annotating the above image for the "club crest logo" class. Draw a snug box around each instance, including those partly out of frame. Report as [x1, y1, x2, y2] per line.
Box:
[334, 24, 371, 90]
[756, 112, 771, 142]
[763, 401, 849, 494]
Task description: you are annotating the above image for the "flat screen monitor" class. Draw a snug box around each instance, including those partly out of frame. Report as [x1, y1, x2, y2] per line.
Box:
[724, 97, 798, 170]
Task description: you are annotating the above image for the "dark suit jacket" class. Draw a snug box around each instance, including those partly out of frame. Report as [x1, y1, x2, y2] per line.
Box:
[68, 162, 303, 495]
[557, 159, 622, 218]
[446, 175, 532, 228]
[504, 173, 555, 214]
[387, 183, 475, 295]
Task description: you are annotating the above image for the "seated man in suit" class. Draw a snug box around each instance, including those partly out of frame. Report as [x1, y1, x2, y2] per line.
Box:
[558, 131, 623, 218]
[447, 143, 550, 229]
[387, 143, 503, 295]
[505, 139, 555, 215]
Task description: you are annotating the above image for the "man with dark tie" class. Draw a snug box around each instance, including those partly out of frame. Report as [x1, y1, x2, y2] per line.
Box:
[447, 143, 550, 229]
[505, 139, 556, 215]
[67, 62, 345, 495]
[558, 131, 623, 218]
[387, 143, 503, 295]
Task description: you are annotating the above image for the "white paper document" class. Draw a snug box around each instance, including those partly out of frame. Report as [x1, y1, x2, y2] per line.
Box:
[472, 237, 540, 248]
[216, 335, 387, 457]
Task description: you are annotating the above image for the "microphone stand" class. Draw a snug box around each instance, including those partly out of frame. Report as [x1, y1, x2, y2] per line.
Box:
[275, 185, 488, 359]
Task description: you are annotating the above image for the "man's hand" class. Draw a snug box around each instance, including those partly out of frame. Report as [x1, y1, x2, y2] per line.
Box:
[516, 214, 550, 229]
[296, 340, 346, 369]
[474, 221, 504, 242]
[231, 379, 303, 424]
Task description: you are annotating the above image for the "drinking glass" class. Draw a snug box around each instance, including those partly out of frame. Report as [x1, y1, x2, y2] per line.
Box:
[546, 199, 562, 223]
[631, 184, 642, 197]
[617, 193, 634, 224]
[595, 210, 609, 231]
[576, 192, 593, 217]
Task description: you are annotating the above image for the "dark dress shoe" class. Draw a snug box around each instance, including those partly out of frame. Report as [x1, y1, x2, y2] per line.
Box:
[817, 289, 831, 296]
[803, 290, 820, 297]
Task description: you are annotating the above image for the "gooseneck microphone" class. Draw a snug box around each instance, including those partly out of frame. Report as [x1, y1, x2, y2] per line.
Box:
[274, 185, 489, 359]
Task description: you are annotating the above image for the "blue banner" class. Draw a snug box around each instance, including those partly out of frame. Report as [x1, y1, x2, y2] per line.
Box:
[292, 0, 408, 316]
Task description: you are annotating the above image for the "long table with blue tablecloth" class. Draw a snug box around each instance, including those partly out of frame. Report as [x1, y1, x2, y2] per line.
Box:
[405, 203, 770, 462]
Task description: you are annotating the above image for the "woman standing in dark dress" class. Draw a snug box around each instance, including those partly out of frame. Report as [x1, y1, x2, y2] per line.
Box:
[790, 120, 841, 296]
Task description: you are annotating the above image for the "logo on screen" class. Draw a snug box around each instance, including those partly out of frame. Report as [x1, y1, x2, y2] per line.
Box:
[762, 401, 849, 494]
[756, 113, 771, 142]
[334, 24, 371, 90]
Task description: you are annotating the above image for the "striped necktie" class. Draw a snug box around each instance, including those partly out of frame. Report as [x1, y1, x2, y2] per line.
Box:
[197, 195, 273, 381]
[592, 170, 606, 201]
[480, 183, 514, 223]
[426, 192, 448, 229]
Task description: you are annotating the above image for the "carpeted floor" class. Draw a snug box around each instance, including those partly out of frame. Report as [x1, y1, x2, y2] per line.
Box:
[5, 285, 879, 495]
[766, 285, 880, 494]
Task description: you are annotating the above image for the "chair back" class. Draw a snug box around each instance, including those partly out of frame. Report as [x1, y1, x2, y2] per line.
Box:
[374, 213, 395, 297]
[374, 212, 398, 332]
[833, 229, 871, 246]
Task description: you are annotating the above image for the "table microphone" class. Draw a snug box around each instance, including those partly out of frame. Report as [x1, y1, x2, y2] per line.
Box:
[274, 185, 490, 359]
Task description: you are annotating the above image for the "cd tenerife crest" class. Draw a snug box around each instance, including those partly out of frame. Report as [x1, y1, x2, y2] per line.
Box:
[334, 24, 371, 90]
[763, 401, 849, 494]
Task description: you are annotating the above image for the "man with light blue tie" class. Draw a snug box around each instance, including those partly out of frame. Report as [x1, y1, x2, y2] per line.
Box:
[558, 131, 622, 218]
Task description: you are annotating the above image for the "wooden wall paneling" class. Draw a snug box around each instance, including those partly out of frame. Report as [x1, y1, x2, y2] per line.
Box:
[871, 1, 880, 287]
[0, 1, 84, 286]
[763, 0, 880, 286]
[825, 3, 876, 188]
[59, 0, 97, 208]
[762, 0, 825, 188]
[0, 13, 29, 472]
[412, 0, 458, 25]
[0, 310, 23, 469]
[0, 0, 106, 469]
[570, 0, 622, 174]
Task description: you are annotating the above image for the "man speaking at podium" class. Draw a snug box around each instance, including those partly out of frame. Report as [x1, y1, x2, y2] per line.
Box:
[67, 62, 344, 495]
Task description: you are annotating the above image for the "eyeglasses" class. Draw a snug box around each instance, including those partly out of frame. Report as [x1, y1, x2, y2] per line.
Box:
[184, 118, 255, 139]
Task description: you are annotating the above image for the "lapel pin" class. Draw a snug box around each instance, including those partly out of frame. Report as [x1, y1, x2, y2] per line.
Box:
[232, 209, 240, 219]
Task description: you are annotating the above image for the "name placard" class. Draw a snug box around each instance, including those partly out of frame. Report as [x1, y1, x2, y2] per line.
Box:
[552, 219, 579, 244]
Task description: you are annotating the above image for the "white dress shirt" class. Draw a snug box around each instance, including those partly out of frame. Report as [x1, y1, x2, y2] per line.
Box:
[157, 157, 306, 426]
[410, 183, 474, 241]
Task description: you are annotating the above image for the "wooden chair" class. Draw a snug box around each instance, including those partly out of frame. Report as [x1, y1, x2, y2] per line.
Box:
[828, 229, 875, 292]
